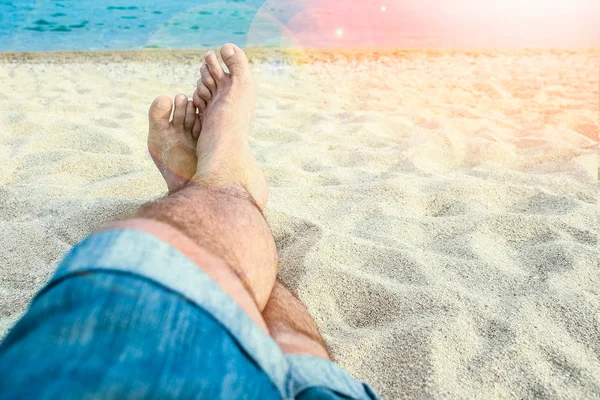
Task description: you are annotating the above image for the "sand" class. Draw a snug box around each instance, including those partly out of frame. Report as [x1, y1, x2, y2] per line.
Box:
[0, 48, 598, 399]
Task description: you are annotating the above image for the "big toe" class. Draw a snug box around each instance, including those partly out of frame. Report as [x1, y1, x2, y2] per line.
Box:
[149, 95, 173, 130]
[220, 43, 249, 77]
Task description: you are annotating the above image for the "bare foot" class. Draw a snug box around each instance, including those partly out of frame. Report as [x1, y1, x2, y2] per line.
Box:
[147, 94, 202, 193]
[192, 43, 268, 210]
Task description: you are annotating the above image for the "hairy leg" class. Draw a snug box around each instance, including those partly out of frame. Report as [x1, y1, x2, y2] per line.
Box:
[262, 280, 331, 360]
[106, 44, 277, 329]
[125, 183, 277, 310]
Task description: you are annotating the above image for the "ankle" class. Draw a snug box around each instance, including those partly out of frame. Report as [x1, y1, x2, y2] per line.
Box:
[185, 180, 261, 211]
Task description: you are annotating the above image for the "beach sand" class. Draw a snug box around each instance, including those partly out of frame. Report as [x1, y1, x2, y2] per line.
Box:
[0, 49, 598, 399]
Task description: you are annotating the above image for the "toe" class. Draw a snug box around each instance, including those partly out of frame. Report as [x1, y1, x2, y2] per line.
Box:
[196, 81, 212, 102]
[220, 43, 248, 77]
[204, 51, 225, 83]
[200, 63, 217, 94]
[148, 95, 173, 131]
[192, 114, 202, 140]
[172, 94, 188, 129]
[184, 100, 196, 133]
[193, 89, 207, 112]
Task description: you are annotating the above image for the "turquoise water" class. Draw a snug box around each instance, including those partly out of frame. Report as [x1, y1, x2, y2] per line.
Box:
[0, 0, 444, 52]
[0, 0, 303, 51]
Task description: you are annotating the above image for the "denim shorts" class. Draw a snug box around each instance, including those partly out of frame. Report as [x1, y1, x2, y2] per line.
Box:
[0, 229, 379, 400]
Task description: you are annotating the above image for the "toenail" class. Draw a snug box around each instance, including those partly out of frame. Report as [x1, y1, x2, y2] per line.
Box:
[204, 50, 214, 58]
[156, 97, 171, 110]
[221, 45, 235, 58]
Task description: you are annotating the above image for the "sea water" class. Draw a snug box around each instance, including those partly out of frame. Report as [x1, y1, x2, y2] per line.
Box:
[0, 0, 283, 51]
[0, 0, 445, 52]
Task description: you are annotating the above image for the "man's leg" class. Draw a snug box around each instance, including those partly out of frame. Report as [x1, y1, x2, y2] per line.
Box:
[263, 280, 331, 360]
[143, 42, 329, 359]
[108, 44, 276, 323]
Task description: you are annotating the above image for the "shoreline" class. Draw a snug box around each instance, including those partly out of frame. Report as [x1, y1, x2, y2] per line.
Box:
[1, 47, 597, 64]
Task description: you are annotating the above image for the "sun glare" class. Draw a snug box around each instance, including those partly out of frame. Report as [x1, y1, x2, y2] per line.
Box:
[246, 0, 598, 48]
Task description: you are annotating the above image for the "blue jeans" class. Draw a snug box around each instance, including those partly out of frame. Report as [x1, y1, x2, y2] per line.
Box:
[0, 229, 379, 399]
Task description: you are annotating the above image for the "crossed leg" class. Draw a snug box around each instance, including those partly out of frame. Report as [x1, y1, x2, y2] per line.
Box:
[263, 281, 331, 360]
[107, 44, 329, 359]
